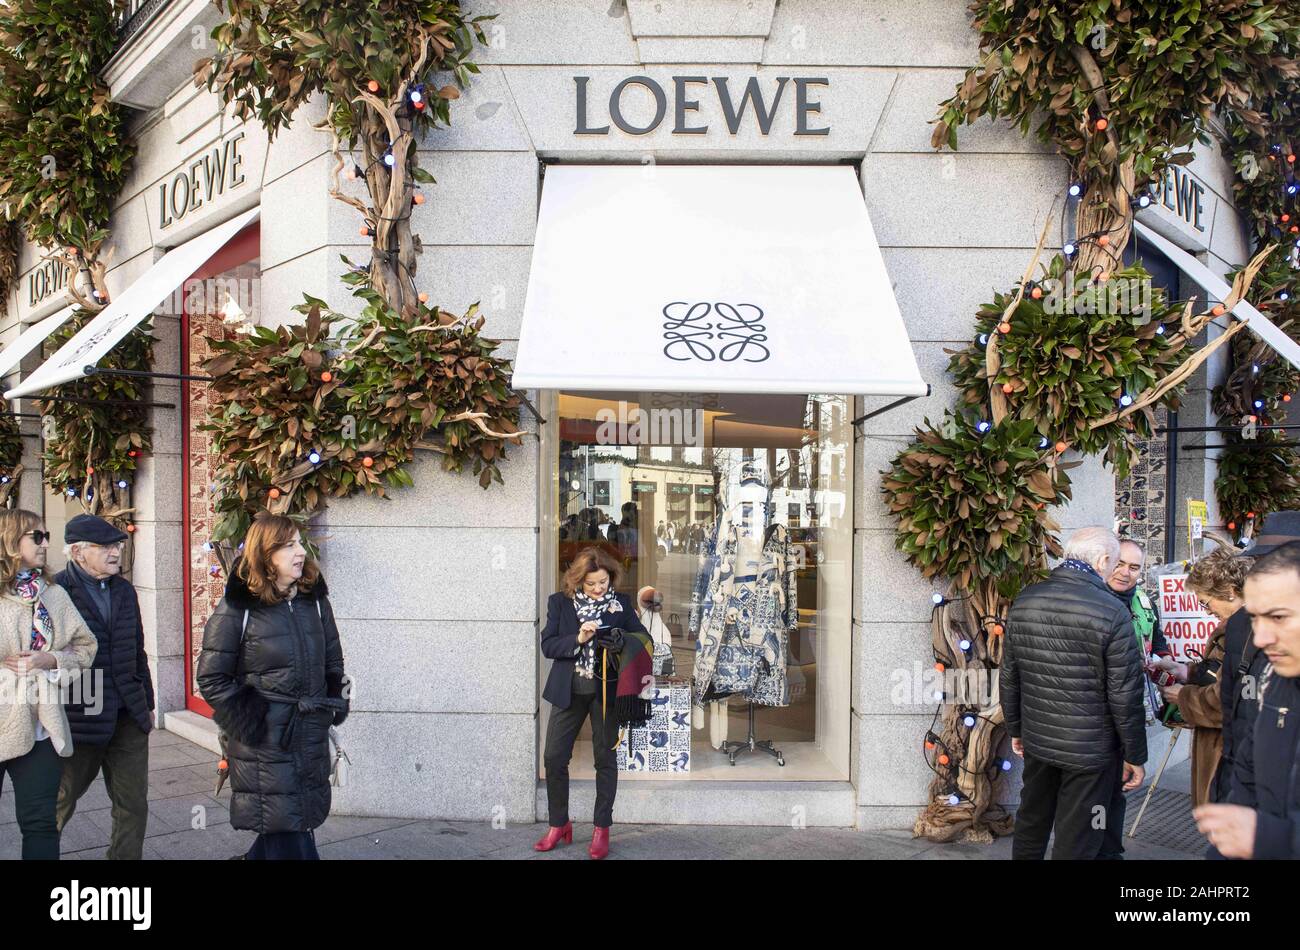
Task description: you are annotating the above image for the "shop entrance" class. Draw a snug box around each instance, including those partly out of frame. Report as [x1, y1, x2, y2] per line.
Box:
[180, 221, 260, 716]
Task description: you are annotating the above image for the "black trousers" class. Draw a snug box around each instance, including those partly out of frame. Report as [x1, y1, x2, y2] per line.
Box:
[246, 831, 319, 860]
[544, 690, 619, 828]
[0, 738, 63, 860]
[1099, 770, 1128, 860]
[1013, 752, 1122, 860]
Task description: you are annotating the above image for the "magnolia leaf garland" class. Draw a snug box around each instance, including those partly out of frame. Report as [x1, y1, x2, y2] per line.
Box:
[0, 0, 134, 307]
[1210, 253, 1300, 535]
[37, 310, 153, 527]
[947, 256, 1194, 476]
[200, 285, 522, 543]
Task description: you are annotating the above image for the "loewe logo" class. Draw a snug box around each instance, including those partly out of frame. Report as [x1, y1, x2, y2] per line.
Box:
[662, 301, 770, 363]
[49, 881, 152, 931]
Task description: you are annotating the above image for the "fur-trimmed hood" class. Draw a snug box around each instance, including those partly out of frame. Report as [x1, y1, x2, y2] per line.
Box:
[223, 559, 330, 611]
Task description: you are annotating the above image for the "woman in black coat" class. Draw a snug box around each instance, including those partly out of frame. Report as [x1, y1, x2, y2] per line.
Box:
[198, 513, 348, 860]
[535, 545, 648, 860]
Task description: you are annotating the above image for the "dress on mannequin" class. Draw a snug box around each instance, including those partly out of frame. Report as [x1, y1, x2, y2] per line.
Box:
[689, 465, 798, 746]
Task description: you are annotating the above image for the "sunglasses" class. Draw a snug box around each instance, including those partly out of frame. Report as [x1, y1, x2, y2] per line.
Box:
[26, 530, 50, 545]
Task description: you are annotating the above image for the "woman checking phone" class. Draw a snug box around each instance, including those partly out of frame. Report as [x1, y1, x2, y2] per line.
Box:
[535, 546, 648, 859]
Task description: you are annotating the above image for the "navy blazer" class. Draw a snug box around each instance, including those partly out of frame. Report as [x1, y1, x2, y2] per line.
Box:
[540, 591, 647, 710]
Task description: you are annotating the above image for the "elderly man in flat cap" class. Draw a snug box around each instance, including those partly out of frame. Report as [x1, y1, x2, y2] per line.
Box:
[54, 514, 154, 859]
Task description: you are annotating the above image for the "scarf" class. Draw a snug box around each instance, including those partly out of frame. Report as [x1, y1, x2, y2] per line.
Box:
[572, 589, 656, 732]
[572, 589, 618, 681]
[14, 568, 53, 651]
[1107, 579, 1136, 604]
[1060, 558, 1101, 580]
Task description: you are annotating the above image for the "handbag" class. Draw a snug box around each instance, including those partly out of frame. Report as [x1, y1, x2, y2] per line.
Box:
[328, 726, 350, 787]
[652, 641, 675, 677]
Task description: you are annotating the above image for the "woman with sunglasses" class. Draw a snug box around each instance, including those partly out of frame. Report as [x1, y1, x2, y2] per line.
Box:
[0, 509, 98, 859]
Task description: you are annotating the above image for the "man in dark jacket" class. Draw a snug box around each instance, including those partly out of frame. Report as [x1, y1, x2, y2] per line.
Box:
[53, 514, 154, 860]
[1002, 527, 1148, 859]
[1098, 537, 1168, 858]
[1195, 540, 1300, 859]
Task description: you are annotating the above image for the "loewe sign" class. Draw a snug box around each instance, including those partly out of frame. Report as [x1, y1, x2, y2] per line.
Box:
[27, 256, 72, 308]
[157, 132, 247, 230]
[1152, 164, 1207, 233]
[575, 75, 829, 136]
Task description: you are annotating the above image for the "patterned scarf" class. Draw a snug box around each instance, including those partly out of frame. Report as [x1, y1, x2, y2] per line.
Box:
[1060, 558, 1101, 580]
[572, 588, 621, 680]
[14, 568, 53, 651]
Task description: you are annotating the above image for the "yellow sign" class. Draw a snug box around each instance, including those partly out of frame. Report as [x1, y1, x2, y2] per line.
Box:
[1187, 499, 1208, 548]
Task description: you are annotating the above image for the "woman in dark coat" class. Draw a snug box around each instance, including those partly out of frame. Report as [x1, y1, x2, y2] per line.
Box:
[198, 513, 348, 860]
[535, 546, 648, 860]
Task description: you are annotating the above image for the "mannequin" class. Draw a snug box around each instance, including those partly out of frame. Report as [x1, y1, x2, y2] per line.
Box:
[689, 461, 798, 748]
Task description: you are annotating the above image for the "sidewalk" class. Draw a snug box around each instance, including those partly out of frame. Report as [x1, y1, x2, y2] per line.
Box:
[0, 728, 1201, 860]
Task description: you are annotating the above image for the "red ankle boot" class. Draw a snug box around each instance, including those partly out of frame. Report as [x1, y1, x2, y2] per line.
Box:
[589, 826, 610, 860]
[534, 822, 573, 852]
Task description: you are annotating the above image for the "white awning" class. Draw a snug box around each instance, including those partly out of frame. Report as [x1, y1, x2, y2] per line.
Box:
[0, 305, 77, 382]
[1134, 220, 1300, 371]
[513, 165, 927, 397]
[5, 207, 260, 399]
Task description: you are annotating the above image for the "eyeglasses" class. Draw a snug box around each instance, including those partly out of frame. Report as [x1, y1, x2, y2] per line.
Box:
[26, 530, 50, 545]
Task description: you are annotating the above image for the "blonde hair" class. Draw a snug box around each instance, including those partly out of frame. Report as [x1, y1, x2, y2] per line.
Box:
[1187, 547, 1253, 602]
[0, 509, 43, 587]
[235, 513, 318, 605]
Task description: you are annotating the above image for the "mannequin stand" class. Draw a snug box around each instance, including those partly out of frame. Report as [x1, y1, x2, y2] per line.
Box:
[721, 701, 784, 767]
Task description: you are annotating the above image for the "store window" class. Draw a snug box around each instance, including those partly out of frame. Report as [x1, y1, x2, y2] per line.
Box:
[542, 391, 852, 780]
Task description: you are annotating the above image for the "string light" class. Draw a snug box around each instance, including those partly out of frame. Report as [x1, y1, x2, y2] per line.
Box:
[383, 151, 396, 167]
[976, 420, 991, 433]
[948, 793, 961, 806]
[308, 451, 322, 465]
[958, 637, 972, 651]
[116, 479, 128, 489]
[1063, 241, 1077, 256]
[962, 713, 976, 728]
[1155, 324, 1165, 335]
[932, 592, 946, 605]
[1119, 393, 1133, 406]
[1068, 182, 1084, 198]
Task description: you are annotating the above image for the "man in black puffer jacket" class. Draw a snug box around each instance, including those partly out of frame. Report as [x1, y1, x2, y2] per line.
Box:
[1002, 527, 1148, 859]
[53, 514, 155, 860]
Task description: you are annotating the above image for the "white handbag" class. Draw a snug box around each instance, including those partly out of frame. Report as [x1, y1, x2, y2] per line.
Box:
[328, 726, 350, 787]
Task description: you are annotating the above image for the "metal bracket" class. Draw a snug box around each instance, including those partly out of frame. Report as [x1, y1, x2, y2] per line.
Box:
[83, 365, 212, 384]
[852, 385, 930, 428]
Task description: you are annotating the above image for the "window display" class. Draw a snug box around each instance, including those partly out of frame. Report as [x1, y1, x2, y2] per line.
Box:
[542, 391, 853, 781]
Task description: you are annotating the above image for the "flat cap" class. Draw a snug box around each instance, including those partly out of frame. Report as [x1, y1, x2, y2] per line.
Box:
[65, 514, 128, 546]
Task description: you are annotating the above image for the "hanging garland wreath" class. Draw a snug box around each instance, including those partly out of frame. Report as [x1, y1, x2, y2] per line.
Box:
[200, 288, 521, 557]
[1210, 253, 1300, 540]
[37, 311, 154, 530]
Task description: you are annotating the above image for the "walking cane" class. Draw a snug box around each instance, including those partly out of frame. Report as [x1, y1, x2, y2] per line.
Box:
[1127, 725, 1184, 838]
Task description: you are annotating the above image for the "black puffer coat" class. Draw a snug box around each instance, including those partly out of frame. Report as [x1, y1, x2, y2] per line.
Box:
[197, 568, 347, 834]
[1001, 565, 1148, 771]
[53, 566, 154, 745]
